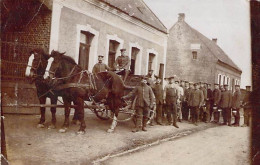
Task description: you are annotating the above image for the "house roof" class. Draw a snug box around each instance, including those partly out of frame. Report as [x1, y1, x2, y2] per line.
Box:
[186, 22, 242, 72]
[100, 0, 167, 33]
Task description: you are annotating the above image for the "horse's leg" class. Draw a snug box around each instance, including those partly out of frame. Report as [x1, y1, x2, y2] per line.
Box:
[71, 108, 80, 125]
[59, 97, 71, 133]
[48, 96, 58, 129]
[37, 97, 46, 128]
[107, 99, 119, 133]
[75, 98, 86, 135]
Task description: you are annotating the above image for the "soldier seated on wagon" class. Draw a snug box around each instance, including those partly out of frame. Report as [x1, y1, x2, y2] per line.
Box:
[113, 48, 131, 82]
[92, 55, 112, 74]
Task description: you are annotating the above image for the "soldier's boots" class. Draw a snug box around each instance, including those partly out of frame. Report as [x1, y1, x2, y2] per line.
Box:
[132, 127, 141, 132]
[143, 119, 148, 131]
[173, 123, 179, 128]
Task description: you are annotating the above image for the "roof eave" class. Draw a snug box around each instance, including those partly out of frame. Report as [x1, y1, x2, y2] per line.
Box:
[217, 60, 242, 74]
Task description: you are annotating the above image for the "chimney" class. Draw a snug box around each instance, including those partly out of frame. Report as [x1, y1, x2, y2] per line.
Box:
[178, 13, 185, 22]
[212, 38, 217, 44]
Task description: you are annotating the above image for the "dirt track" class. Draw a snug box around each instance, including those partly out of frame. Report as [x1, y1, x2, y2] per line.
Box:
[4, 109, 248, 165]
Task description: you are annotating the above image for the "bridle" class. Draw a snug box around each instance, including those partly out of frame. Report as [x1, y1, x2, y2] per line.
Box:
[30, 52, 48, 78]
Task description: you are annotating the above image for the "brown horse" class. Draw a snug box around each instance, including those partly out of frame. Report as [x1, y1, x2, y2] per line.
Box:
[46, 50, 126, 134]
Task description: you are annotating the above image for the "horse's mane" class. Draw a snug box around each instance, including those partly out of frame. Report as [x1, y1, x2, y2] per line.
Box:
[62, 54, 77, 65]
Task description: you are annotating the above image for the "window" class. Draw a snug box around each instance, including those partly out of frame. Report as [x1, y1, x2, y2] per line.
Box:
[148, 53, 155, 71]
[78, 31, 94, 70]
[227, 77, 230, 85]
[108, 40, 119, 68]
[223, 75, 226, 85]
[218, 74, 222, 85]
[192, 51, 197, 59]
[130, 47, 140, 74]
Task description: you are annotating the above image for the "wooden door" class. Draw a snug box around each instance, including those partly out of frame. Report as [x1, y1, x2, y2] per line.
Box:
[79, 43, 90, 70]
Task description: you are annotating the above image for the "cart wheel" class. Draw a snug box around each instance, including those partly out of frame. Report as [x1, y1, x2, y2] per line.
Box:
[93, 108, 111, 120]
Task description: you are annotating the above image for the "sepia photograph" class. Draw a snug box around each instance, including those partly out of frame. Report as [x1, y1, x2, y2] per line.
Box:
[1, 0, 259, 165]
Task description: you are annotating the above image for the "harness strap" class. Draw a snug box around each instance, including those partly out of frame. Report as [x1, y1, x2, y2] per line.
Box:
[54, 83, 91, 91]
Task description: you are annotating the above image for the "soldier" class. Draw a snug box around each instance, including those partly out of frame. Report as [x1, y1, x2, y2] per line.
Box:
[146, 69, 154, 87]
[212, 83, 221, 123]
[187, 82, 194, 121]
[92, 55, 111, 74]
[205, 83, 213, 123]
[199, 82, 207, 121]
[175, 80, 183, 122]
[122, 76, 155, 132]
[241, 86, 252, 127]
[231, 85, 242, 127]
[152, 75, 164, 125]
[164, 76, 179, 128]
[182, 81, 190, 120]
[219, 84, 232, 126]
[190, 83, 204, 126]
[114, 48, 131, 82]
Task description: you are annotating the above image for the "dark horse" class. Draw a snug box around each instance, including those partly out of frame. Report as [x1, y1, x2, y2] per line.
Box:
[46, 50, 126, 133]
[25, 48, 79, 129]
[25, 48, 58, 129]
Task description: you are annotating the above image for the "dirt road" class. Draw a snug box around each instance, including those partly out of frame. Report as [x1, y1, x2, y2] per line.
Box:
[105, 126, 250, 165]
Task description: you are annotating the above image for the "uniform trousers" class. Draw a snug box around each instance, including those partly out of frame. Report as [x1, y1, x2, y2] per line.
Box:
[156, 104, 163, 123]
[166, 103, 177, 124]
[243, 108, 251, 126]
[182, 101, 189, 120]
[191, 106, 200, 123]
[232, 108, 240, 125]
[135, 106, 149, 128]
[222, 108, 231, 124]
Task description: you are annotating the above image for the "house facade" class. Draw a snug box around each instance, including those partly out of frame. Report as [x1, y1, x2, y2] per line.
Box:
[166, 13, 242, 91]
[50, 0, 168, 77]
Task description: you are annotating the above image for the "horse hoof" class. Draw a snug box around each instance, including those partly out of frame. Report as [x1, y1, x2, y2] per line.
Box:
[59, 128, 67, 133]
[107, 129, 114, 133]
[37, 124, 45, 128]
[48, 125, 56, 129]
[76, 131, 85, 135]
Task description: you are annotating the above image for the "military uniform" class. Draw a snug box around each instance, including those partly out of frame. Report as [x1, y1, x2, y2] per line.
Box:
[152, 82, 164, 124]
[164, 83, 179, 128]
[242, 90, 252, 126]
[114, 49, 131, 82]
[190, 86, 204, 125]
[212, 88, 221, 122]
[199, 86, 207, 121]
[123, 82, 155, 132]
[182, 86, 190, 120]
[232, 89, 241, 126]
[92, 63, 111, 74]
[220, 89, 232, 125]
[205, 87, 213, 122]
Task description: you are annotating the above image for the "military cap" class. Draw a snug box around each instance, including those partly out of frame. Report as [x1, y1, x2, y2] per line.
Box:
[235, 84, 240, 87]
[148, 69, 154, 72]
[185, 81, 189, 83]
[223, 84, 229, 86]
[154, 75, 161, 79]
[189, 82, 194, 84]
[120, 48, 126, 52]
[194, 83, 198, 86]
[214, 83, 219, 85]
[175, 80, 180, 83]
[98, 55, 104, 57]
[246, 85, 251, 88]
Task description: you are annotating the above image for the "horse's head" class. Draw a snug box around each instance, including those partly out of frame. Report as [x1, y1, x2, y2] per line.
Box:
[25, 48, 49, 79]
[43, 50, 66, 79]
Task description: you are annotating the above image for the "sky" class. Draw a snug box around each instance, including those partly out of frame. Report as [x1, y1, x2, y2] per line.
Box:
[144, 0, 252, 88]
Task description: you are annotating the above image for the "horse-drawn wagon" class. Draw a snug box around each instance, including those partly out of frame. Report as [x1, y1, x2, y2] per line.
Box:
[3, 48, 155, 134]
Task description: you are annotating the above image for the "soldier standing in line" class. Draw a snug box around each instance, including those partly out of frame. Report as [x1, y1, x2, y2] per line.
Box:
[241, 86, 252, 127]
[219, 84, 232, 126]
[152, 75, 164, 125]
[187, 82, 195, 122]
[212, 83, 221, 123]
[175, 80, 183, 122]
[122, 76, 155, 132]
[92, 55, 112, 74]
[232, 85, 242, 127]
[199, 82, 207, 121]
[113, 48, 131, 82]
[205, 83, 213, 123]
[190, 83, 204, 126]
[164, 76, 179, 128]
[146, 70, 154, 87]
[182, 81, 190, 121]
